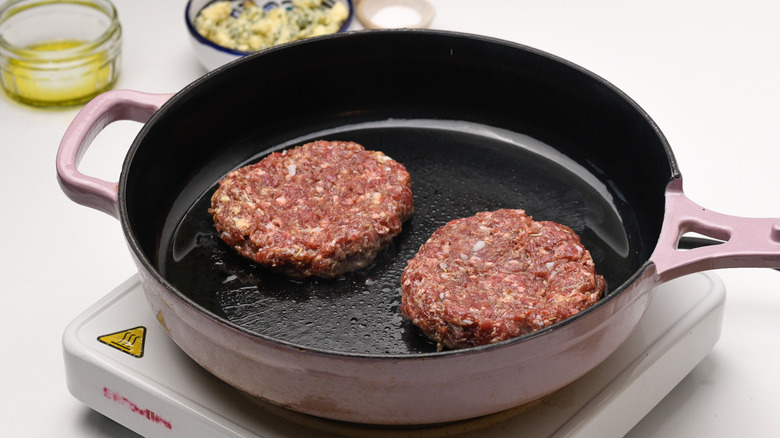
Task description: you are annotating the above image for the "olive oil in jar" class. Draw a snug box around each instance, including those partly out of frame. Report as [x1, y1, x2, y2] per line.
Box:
[1, 39, 118, 106]
[0, 0, 122, 107]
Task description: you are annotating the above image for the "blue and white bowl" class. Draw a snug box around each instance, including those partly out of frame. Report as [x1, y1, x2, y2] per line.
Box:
[185, 0, 354, 71]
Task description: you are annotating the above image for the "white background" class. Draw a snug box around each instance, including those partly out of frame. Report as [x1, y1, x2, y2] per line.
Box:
[1, 0, 779, 436]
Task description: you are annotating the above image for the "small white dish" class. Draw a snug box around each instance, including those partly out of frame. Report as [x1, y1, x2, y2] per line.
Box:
[355, 0, 434, 30]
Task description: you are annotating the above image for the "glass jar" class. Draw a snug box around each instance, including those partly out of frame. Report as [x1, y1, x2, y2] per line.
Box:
[0, 0, 122, 107]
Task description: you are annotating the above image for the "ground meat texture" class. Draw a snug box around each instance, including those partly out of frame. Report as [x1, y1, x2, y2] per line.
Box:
[401, 209, 605, 350]
[209, 140, 414, 278]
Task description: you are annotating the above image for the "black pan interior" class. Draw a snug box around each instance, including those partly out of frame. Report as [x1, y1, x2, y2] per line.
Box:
[121, 30, 677, 356]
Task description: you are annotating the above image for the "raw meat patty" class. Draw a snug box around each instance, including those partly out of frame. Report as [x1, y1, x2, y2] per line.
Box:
[401, 209, 605, 350]
[210, 140, 414, 278]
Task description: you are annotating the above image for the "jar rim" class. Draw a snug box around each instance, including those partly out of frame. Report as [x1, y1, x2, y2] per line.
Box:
[0, 0, 120, 61]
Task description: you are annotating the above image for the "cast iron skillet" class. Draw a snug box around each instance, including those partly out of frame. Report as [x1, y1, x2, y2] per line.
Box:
[57, 30, 780, 424]
[131, 29, 670, 355]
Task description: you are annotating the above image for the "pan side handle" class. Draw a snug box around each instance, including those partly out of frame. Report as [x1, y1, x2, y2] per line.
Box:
[56, 90, 173, 219]
[651, 178, 780, 281]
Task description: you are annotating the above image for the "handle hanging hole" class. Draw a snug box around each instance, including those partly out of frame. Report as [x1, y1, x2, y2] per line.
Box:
[676, 231, 727, 251]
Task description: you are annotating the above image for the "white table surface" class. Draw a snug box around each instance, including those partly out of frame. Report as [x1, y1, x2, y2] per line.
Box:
[2, 1, 779, 436]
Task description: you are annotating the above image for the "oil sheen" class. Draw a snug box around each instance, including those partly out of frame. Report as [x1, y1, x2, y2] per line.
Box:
[159, 121, 644, 356]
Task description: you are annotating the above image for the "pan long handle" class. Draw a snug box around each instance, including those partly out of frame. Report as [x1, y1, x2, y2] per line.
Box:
[651, 178, 780, 281]
[56, 90, 173, 219]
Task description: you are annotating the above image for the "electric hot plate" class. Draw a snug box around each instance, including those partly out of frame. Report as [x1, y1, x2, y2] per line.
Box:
[63, 272, 725, 437]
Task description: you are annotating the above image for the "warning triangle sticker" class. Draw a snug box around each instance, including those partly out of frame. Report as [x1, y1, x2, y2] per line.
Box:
[97, 326, 146, 358]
